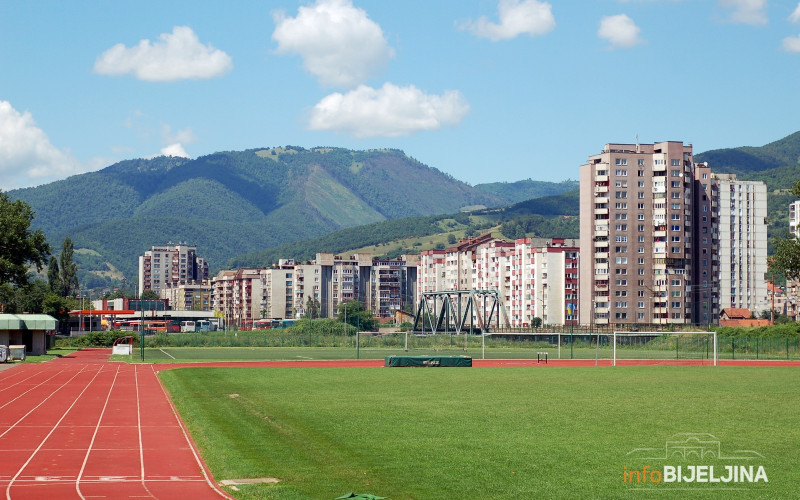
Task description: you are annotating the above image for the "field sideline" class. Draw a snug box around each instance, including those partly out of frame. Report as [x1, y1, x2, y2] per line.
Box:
[154, 356, 799, 499]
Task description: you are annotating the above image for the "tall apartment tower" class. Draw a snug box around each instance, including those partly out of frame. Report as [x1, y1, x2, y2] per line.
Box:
[579, 142, 716, 326]
[714, 174, 769, 314]
[138, 243, 209, 296]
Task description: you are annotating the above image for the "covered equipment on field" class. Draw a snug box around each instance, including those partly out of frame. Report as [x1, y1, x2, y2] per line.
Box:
[384, 355, 472, 367]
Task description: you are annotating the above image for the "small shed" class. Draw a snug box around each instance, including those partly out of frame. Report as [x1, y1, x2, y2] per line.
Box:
[0, 314, 58, 356]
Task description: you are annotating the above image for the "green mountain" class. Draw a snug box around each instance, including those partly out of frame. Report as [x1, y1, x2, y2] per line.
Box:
[694, 131, 800, 177]
[230, 191, 580, 268]
[474, 179, 579, 205]
[9, 147, 503, 289]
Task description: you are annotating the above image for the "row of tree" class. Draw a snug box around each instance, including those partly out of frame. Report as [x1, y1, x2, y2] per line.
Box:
[1, 192, 84, 331]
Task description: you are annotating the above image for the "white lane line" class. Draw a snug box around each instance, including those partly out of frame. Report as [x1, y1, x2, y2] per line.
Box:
[158, 349, 176, 359]
[0, 368, 71, 419]
[135, 365, 155, 498]
[76, 365, 121, 500]
[5, 365, 100, 500]
[149, 365, 233, 499]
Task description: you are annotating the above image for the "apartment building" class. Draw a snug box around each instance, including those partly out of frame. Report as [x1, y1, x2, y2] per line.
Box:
[159, 283, 212, 311]
[418, 249, 446, 294]
[579, 141, 717, 326]
[138, 243, 208, 295]
[369, 255, 418, 318]
[507, 238, 579, 327]
[211, 268, 263, 329]
[261, 260, 295, 320]
[416, 235, 578, 327]
[714, 174, 769, 314]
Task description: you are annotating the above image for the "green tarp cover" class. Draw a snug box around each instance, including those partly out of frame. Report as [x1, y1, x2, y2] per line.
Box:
[384, 355, 472, 367]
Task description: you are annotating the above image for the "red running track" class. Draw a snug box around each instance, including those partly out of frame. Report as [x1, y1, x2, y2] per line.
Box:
[2, 351, 798, 499]
[0, 349, 230, 499]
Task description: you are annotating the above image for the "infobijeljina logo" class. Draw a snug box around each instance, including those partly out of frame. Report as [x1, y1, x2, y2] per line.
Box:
[623, 433, 767, 490]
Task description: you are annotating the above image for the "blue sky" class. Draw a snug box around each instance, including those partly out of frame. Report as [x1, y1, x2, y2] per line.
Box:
[2, 0, 800, 191]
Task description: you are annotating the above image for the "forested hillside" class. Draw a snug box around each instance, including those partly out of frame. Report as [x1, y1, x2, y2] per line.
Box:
[229, 192, 580, 268]
[10, 147, 503, 289]
[474, 179, 578, 204]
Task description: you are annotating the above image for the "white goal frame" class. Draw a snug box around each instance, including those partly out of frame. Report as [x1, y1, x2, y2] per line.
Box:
[612, 331, 717, 366]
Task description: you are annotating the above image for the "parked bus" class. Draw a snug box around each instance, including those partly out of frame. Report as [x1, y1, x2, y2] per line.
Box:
[271, 319, 297, 329]
[253, 319, 273, 330]
[180, 321, 196, 332]
[196, 320, 215, 332]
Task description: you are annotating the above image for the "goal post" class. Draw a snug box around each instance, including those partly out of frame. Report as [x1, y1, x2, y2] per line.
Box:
[612, 331, 717, 366]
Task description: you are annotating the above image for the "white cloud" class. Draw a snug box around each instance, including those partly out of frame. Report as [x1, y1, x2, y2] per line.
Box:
[718, 0, 768, 25]
[307, 83, 470, 138]
[0, 100, 85, 190]
[790, 3, 800, 23]
[94, 26, 233, 82]
[598, 14, 643, 49]
[272, 0, 394, 88]
[783, 34, 800, 52]
[461, 0, 555, 41]
[160, 143, 190, 158]
[162, 125, 197, 146]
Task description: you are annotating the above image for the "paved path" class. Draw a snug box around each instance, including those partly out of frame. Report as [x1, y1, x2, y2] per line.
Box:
[0, 349, 230, 499]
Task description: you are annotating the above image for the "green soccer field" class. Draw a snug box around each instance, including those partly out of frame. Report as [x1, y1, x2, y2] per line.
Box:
[160, 366, 799, 499]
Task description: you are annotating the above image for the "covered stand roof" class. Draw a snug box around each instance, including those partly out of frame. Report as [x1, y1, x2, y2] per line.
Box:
[0, 314, 58, 330]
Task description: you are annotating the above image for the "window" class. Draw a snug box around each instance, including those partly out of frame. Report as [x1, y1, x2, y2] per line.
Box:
[638, 301, 645, 309]
[615, 159, 628, 166]
[615, 257, 628, 264]
[638, 181, 645, 187]
[671, 192, 681, 199]
[638, 192, 645, 199]
[615, 202, 628, 209]
[671, 181, 681, 188]
[615, 224, 627, 231]
[615, 191, 628, 198]
[671, 159, 681, 166]
[671, 213, 680, 220]
[615, 301, 628, 308]
[615, 236, 628, 242]
[671, 170, 681, 176]
[638, 203, 645, 210]
[615, 213, 628, 220]
[671, 225, 681, 231]
[616, 279, 628, 286]
[638, 224, 645, 231]
[671, 236, 681, 242]
[615, 180, 628, 187]
[638, 159, 644, 166]
[638, 214, 644, 221]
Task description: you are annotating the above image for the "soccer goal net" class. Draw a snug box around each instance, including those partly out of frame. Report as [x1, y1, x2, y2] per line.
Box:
[612, 331, 717, 366]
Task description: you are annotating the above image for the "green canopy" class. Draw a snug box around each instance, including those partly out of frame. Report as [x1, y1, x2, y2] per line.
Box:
[0, 314, 57, 330]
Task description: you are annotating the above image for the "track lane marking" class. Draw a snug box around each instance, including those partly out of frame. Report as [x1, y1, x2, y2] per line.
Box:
[76, 364, 122, 500]
[149, 365, 232, 499]
[5, 364, 101, 500]
[135, 365, 156, 498]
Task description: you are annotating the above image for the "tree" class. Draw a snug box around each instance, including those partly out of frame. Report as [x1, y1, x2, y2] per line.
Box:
[305, 296, 320, 319]
[0, 191, 50, 290]
[58, 237, 79, 297]
[47, 256, 59, 292]
[771, 179, 800, 280]
[337, 300, 375, 331]
[140, 290, 159, 300]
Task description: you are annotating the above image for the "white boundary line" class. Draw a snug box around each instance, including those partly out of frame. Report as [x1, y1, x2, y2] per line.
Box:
[76, 365, 121, 499]
[150, 365, 233, 499]
[159, 349, 176, 359]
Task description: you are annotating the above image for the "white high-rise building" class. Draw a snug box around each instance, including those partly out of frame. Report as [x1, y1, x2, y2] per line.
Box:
[715, 174, 769, 314]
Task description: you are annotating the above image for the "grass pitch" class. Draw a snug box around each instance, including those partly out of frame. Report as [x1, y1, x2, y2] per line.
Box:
[159, 366, 799, 499]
